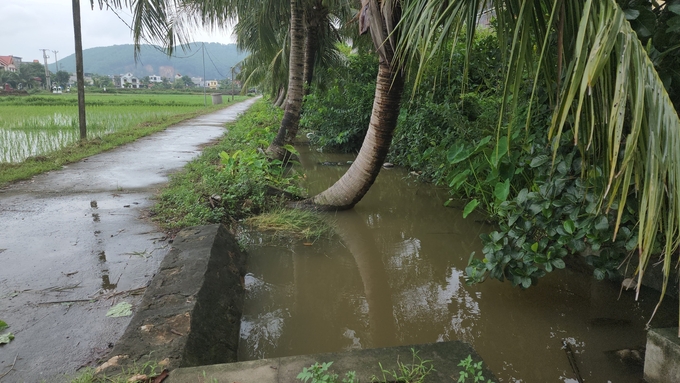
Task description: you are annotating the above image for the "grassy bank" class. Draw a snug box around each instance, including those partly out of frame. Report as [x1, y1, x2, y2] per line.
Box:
[0, 94, 249, 186]
[151, 99, 331, 240]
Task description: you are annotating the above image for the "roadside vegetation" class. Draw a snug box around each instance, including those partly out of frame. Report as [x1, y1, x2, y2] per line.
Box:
[300, 19, 678, 298]
[0, 94, 248, 185]
[150, 99, 333, 241]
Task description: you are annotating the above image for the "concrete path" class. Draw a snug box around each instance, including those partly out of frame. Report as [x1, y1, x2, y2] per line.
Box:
[0, 97, 259, 383]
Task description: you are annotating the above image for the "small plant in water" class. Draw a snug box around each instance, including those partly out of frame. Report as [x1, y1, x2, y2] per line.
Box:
[297, 361, 356, 383]
[457, 355, 491, 383]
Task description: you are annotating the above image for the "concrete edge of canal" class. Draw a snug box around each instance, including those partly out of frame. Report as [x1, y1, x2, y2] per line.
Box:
[644, 327, 680, 383]
[167, 342, 498, 383]
[97, 223, 680, 382]
[97, 224, 247, 374]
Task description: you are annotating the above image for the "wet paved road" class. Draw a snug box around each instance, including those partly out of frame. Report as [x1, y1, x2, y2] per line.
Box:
[0, 97, 259, 382]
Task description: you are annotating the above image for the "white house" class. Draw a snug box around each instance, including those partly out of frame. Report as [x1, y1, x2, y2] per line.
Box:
[191, 77, 204, 87]
[149, 75, 162, 83]
[120, 72, 140, 88]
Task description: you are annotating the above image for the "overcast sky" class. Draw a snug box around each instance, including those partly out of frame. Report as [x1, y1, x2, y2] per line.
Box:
[1, 0, 235, 63]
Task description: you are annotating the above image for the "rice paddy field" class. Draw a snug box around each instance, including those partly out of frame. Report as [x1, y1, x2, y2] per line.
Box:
[0, 93, 238, 163]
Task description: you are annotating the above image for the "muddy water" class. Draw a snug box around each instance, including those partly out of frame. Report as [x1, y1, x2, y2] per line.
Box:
[239, 145, 677, 382]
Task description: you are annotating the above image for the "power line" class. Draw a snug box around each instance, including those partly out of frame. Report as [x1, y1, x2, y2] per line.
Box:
[203, 45, 228, 78]
[102, 2, 205, 59]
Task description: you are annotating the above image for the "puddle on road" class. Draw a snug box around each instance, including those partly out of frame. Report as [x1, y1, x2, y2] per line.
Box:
[239, 145, 677, 382]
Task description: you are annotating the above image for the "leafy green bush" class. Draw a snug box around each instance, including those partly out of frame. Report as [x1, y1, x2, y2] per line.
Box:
[457, 355, 492, 383]
[300, 53, 378, 152]
[465, 132, 639, 286]
[389, 31, 503, 183]
[297, 362, 356, 383]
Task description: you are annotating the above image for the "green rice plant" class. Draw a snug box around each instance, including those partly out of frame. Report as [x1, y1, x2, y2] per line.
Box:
[0, 94, 248, 163]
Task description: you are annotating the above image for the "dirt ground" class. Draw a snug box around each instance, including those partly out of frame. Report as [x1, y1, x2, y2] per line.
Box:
[0, 97, 258, 383]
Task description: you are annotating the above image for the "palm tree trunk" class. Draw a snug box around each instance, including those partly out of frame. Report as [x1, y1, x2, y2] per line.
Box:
[302, 30, 317, 97]
[266, 0, 305, 160]
[301, 0, 325, 98]
[300, 57, 404, 210]
[295, 0, 403, 210]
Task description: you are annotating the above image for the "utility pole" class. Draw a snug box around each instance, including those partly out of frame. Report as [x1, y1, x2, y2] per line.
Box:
[40, 49, 51, 90]
[231, 67, 235, 102]
[202, 43, 206, 107]
[72, 0, 87, 140]
[52, 50, 59, 73]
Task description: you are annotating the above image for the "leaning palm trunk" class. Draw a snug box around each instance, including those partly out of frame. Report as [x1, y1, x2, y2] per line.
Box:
[304, 57, 404, 209]
[266, 0, 306, 159]
[299, 0, 404, 210]
[274, 85, 286, 107]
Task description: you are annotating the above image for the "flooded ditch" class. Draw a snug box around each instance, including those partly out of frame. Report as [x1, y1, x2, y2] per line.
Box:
[238, 144, 677, 382]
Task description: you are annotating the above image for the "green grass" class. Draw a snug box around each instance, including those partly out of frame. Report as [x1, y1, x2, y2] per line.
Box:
[0, 94, 249, 185]
[67, 357, 163, 383]
[151, 99, 308, 233]
[244, 208, 334, 242]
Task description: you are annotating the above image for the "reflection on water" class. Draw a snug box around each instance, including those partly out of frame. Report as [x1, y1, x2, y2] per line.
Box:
[239, 145, 677, 382]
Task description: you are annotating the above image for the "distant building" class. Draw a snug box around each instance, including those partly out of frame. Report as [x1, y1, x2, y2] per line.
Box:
[149, 75, 162, 83]
[120, 72, 140, 88]
[191, 77, 204, 87]
[478, 5, 494, 28]
[206, 80, 219, 89]
[68, 74, 93, 86]
[0, 55, 22, 72]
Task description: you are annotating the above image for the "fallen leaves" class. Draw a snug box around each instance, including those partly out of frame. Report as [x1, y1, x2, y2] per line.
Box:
[106, 302, 132, 318]
[0, 332, 14, 344]
[95, 355, 129, 374]
[126, 369, 169, 383]
[0, 320, 14, 345]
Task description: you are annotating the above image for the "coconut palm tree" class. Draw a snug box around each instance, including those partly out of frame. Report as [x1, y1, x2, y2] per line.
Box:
[265, 0, 307, 159]
[266, 0, 354, 156]
[230, 0, 290, 102]
[297, 0, 405, 209]
[96, 0, 350, 159]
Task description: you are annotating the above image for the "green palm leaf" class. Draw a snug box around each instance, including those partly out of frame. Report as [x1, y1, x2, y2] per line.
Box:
[398, 0, 680, 328]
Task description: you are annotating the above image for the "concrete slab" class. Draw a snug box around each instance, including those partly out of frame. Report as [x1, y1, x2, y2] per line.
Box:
[168, 342, 498, 383]
[644, 327, 680, 383]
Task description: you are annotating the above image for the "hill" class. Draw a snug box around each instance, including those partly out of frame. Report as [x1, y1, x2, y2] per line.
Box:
[51, 43, 246, 80]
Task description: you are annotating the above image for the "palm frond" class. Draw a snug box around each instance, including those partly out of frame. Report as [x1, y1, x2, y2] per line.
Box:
[398, 0, 680, 323]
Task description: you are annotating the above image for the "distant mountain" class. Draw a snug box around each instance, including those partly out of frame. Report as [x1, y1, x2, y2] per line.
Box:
[50, 43, 246, 80]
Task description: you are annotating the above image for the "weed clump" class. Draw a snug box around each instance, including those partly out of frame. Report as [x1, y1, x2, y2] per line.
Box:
[152, 100, 315, 238]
